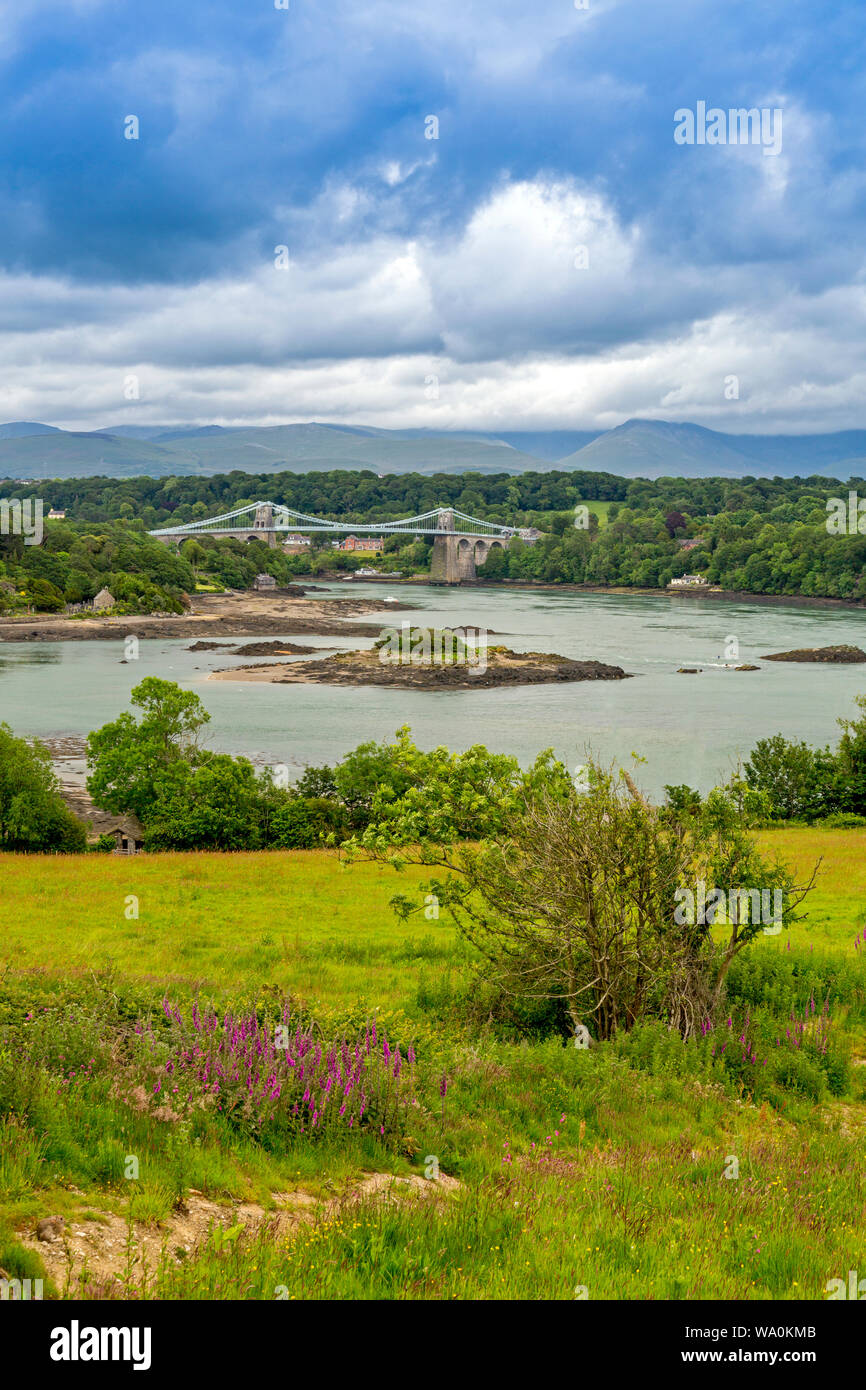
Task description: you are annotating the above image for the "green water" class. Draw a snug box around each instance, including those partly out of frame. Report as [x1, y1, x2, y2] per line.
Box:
[1, 582, 865, 798]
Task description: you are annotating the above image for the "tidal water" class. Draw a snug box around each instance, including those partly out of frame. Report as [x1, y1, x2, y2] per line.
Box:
[1, 582, 865, 799]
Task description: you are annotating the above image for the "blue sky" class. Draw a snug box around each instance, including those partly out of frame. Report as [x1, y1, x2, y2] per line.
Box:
[0, 0, 864, 432]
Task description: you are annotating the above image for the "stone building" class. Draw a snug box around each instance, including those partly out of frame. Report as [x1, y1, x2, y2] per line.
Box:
[104, 816, 145, 854]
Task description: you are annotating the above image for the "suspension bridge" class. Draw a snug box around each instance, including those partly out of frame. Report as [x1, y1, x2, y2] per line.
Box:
[149, 502, 538, 582]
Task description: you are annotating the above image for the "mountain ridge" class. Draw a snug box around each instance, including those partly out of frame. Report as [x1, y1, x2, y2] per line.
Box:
[1, 418, 865, 481]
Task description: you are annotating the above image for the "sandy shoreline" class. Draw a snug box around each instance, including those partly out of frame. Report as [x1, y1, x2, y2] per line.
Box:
[0, 590, 414, 643]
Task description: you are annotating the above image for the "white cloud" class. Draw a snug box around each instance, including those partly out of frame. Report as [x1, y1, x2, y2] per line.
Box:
[1, 178, 865, 434]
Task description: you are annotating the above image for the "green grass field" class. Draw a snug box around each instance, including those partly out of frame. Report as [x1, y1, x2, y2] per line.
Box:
[1, 828, 864, 1300]
[2, 827, 863, 1004]
[581, 499, 615, 527]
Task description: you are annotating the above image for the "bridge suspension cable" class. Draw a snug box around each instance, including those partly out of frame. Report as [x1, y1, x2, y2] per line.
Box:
[148, 502, 520, 539]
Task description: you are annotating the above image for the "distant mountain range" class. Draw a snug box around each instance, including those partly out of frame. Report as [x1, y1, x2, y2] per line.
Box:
[555, 420, 866, 480]
[1, 417, 865, 481]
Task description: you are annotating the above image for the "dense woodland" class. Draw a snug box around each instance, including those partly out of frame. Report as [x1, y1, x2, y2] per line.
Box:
[477, 494, 866, 598]
[0, 522, 195, 614]
[2, 467, 866, 607]
[5, 465, 865, 526]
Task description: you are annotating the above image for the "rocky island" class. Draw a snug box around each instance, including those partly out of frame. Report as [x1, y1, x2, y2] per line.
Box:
[187, 639, 321, 655]
[761, 644, 866, 663]
[210, 634, 631, 691]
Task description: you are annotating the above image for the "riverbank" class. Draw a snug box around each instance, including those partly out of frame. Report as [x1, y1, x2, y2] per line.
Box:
[0, 590, 415, 642]
[661, 587, 866, 612]
[341, 572, 866, 612]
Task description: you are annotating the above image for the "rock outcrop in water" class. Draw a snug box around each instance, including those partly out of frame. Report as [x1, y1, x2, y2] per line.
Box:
[212, 643, 632, 691]
[761, 644, 866, 663]
[188, 639, 319, 655]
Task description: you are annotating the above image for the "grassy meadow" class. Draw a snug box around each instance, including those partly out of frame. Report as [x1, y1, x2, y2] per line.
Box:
[1, 827, 864, 1301]
[578, 498, 615, 527]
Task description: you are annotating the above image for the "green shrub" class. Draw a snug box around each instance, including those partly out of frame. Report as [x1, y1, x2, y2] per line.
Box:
[269, 796, 347, 848]
[0, 724, 87, 852]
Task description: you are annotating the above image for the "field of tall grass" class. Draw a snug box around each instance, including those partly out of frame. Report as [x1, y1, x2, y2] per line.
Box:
[1, 827, 864, 1300]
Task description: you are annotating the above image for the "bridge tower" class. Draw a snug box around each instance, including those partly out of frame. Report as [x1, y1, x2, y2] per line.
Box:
[253, 502, 277, 548]
[429, 507, 510, 584]
[430, 508, 464, 584]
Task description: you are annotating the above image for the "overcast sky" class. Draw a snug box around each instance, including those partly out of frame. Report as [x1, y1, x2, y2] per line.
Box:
[1, 0, 863, 434]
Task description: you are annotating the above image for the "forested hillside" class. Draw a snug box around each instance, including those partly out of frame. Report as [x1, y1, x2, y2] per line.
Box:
[4, 469, 866, 604]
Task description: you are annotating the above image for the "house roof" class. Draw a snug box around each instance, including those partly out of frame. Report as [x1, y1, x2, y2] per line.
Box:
[104, 814, 146, 839]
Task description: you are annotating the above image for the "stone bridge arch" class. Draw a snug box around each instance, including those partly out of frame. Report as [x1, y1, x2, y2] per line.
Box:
[456, 537, 474, 580]
[449, 535, 508, 582]
[471, 537, 506, 572]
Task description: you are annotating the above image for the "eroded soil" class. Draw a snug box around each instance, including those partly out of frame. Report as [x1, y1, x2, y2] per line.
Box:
[20, 1172, 460, 1297]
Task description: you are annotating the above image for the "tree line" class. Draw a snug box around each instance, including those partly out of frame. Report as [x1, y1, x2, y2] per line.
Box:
[4, 466, 866, 606]
[6, 466, 862, 533]
[478, 496, 866, 600]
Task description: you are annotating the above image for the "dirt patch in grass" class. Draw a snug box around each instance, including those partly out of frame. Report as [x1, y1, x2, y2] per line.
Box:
[349, 1172, 461, 1203]
[19, 1173, 461, 1296]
